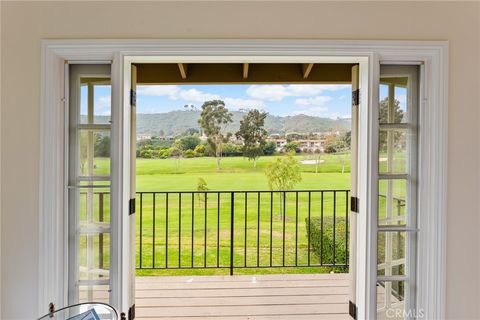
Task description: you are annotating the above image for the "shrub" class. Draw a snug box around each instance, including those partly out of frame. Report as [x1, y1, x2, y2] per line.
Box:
[194, 144, 206, 157]
[262, 141, 276, 155]
[184, 149, 195, 158]
[305, 216, 348, 272]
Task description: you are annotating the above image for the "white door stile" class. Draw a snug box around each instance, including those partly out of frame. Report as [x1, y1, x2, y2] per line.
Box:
[349, 64, 359, 314]
[110, 52, 124, 311]
[356, 54, 380, 320]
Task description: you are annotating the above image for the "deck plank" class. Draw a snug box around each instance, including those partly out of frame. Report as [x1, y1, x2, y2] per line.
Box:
[135, 274, 349, 319]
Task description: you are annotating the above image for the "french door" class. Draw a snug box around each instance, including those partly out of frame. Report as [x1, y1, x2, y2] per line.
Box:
[68, 64, 113, 304]
[376, 65, 419, 320]
[65, 60, 421, 320]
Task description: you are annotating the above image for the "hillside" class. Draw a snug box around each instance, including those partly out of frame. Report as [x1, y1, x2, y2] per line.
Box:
[87, 110, 351, 136]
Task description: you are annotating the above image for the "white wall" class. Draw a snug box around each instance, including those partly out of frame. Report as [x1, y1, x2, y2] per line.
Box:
[1, 1, 479, 319]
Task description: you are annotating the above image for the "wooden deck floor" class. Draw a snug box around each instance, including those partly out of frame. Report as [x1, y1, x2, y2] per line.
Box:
[135, 273, 350, 320]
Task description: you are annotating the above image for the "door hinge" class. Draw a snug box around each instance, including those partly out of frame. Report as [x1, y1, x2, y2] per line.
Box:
[351, 196, 359, 213]
[349, 300, 357, 319]
[129, 198, 136, 215]
[352, 89, 360, 106]
[128, 304, 135, 320]
[130, 89, 136, 106]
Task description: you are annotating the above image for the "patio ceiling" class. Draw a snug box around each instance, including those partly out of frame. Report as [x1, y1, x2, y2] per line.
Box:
[135, 63, 355, 85]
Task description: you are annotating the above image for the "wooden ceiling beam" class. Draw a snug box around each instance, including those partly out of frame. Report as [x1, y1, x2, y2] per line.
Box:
[243, 63, 249, 79]
[302, 63, 314, 79]
[177, 63, 188, 79]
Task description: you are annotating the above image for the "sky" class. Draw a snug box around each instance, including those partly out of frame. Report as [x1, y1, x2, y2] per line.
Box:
[135, 84, 352, 118]
[81, 83, 407, 119]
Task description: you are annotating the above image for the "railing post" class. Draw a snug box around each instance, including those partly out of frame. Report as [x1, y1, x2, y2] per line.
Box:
[230, 192, 235, 276]
[99, 193, 104, 272]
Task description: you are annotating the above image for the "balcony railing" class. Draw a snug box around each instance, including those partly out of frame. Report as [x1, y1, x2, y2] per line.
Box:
[80, 190, 406, 276]
[135, 190, 351, 274]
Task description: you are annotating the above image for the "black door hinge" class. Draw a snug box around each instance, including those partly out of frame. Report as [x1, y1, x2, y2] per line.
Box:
[128, 304, 135, 320]
[130, 89, 136, 106]
[351, 196, 359, 213]
[352, 89, 360, 106]
[349, 300, 357, 319]
[129, 198, 136, 215]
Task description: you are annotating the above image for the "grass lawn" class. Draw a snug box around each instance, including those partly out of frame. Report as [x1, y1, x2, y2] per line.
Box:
[81, 153, 407, 277]
[133, 155, 351, 276]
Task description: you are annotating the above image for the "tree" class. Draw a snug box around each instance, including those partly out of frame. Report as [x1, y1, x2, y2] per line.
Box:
[265, 153, 302, 216]
[236, 110, 268, 167]
[379, 97, 405, 151]
[194, 144, 206, 157]
[284, 141, 300, 153]
[198, 100, 233, 170]
[263, 141, 277, 156]
[196, 177, 209, 207]
[180, 135, 201, 151]
[169, 139, 184, 173]
[94, 134, 110, 157]
[379, 97, 404, 123]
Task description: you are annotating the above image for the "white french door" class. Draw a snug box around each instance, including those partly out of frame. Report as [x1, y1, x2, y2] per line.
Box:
[376, 65, 419, 320]
[67, 64, 113, 305]
[64, 59, 420, 320]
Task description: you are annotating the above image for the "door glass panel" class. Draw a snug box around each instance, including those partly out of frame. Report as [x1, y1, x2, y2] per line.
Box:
[79, 285, 110, 304]
[379, 129, 408, 174]
[377, 280, 406, 320]
[378, 179, 406, 226]
[377, 231, 406, 276]
[69, 64, 112, 305]
[79, 130, 111, 177]
[377, 66, 418, 319]
[80, 79, 112, 124]
[379, 82, 408, 124]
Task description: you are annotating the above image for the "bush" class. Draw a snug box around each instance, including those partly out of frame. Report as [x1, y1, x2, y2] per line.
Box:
[184, 149, 195, 158]
[305, 216, 348, 271]
[194, 144, 206, 157]
[263, 141, 276, 155]
[223, 143, 243, 157]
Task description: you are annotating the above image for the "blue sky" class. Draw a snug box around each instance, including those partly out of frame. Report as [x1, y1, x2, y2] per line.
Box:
[82, 83, 407, 119]
[135, 84, 352, 118]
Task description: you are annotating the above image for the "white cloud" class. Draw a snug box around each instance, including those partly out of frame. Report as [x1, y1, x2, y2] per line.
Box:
[295, 96, 332, 106]
[293, 106, 328, 117]
[137, 85, 220, 104]
[246, 84, 350, 102]
[93, 95, 111, 115]
[137, 85, 180, 97]
[224, 98, 265, 110]
[396, 94, 407, 107]
[177, 89, 220, 103]
[246, 85, 291, 101]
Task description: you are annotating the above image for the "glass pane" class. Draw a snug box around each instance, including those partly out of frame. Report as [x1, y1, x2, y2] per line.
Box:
[79, 233, 110, 281]
[379, 129, 408, 174]
[379, 79, 408, 124]
[79, 130, 110, 176]
[79, 189, 111, 225]
[80, 79, 111, 124]
[78, 285, 110, 304]
[377, 280, 406, 320]
[378, 179, 406, 226]
[377, 231, 406, 276]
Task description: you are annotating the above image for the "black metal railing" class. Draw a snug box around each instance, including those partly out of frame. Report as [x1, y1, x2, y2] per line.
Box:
[135, 190, 350, 274]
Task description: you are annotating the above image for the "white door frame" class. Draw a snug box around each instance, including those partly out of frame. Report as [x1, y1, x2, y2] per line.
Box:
[39, 39, 448, 319]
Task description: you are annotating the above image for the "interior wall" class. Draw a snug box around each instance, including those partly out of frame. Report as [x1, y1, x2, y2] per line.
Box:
[1, 1, 479, 319]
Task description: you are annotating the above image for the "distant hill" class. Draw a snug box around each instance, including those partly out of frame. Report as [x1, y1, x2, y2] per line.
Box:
[87, 110, 351, 137]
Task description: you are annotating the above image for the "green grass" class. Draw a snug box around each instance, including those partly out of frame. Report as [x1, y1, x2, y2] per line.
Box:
[132, 155, 351, 276]
[82, 153, 407, 277]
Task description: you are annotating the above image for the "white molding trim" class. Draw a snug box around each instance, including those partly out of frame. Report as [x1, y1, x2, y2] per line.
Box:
[39, 39, 448, 319]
